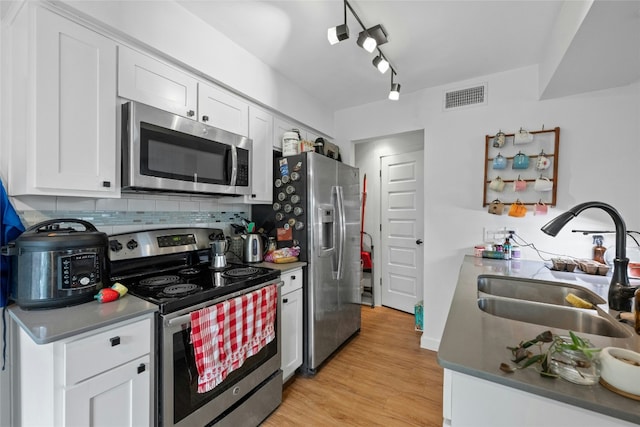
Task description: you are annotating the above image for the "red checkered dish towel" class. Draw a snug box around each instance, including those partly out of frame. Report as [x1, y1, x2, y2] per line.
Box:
[190, 284, 277, 393]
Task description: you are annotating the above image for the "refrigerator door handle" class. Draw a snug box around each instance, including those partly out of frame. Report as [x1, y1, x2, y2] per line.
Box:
[334, 185, 346, 280]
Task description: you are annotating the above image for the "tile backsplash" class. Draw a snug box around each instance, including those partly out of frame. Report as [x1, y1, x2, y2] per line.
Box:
[11, 194, 250, 236]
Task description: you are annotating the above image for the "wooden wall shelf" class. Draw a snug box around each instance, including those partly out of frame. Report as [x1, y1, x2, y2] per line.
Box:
[482, 127, 560, 207]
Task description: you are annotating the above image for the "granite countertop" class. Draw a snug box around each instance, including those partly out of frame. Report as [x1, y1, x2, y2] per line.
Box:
[438, 255, 640, 425]
[9, 295, 157, 345]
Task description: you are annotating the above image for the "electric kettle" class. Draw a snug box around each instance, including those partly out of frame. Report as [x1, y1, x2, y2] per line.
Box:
[242, 234, 264, 263]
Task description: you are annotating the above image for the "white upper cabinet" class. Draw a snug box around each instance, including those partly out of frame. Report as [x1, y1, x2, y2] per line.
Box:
[198, 83, 249, 137]
[245, 106, 274, 204]
[8, 5, 119, 197]
[118, 45, 198, 119]
[118, 46, 249, 137]
[273, 117, 299, 151]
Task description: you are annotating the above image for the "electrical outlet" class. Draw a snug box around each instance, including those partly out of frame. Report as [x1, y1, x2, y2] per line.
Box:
[483, 227, 517, 242]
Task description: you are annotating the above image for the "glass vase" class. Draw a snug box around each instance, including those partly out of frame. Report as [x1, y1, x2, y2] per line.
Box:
[549, 336, 601, 385]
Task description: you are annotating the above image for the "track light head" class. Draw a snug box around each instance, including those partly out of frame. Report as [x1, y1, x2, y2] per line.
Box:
[389, 71, 400, 100]
[328, 23, 349, 45]
[328, 0, 350, 45]
[357, 31, 376, 52]
[389, 83, 401, 100]
[357, 24, 388, 52]
[372, 55, 389, 74]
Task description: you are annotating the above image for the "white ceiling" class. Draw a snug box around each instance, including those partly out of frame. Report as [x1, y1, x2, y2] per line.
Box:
[176, 0, 571, 110]
[175, 0, 640, 111]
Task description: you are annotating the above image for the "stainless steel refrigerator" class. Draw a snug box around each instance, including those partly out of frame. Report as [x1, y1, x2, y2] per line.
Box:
[265, 152, 361, 374]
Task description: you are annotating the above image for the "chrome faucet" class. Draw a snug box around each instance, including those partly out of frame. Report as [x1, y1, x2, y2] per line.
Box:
[541, 201, 637, 312]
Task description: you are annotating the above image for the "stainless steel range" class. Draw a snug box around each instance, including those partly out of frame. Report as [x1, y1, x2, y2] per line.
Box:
[108, 227, 282, 427]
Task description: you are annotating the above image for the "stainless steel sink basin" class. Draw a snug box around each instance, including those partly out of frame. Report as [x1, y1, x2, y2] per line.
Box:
[477, 296, 632, 338]
[477, 274, 606, 306]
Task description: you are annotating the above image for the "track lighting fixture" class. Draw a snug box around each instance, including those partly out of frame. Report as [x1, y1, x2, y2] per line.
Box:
[327, 0, 400, 101]
[327, 0, 349, 45]
[389, 70, 401, 101]
[372, 53, 389, 74]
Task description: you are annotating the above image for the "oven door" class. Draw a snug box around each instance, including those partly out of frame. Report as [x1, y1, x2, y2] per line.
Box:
[159, 281, 282, 427]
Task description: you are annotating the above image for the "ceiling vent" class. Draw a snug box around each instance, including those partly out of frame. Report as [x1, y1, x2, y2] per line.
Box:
[443, 83, 487, 111]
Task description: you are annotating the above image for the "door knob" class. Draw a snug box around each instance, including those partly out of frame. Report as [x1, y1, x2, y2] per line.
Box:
[416, 239, 423, 245]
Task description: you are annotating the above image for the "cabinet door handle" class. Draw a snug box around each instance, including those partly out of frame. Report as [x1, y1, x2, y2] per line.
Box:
[137, 363, 146, 374]
[202, 115, 209, 122]
[187, 110, 195, 117]
[291, 275, 296, 280]
[102, 181, 111, 188]
[283, 298, 288, 303]
[110, 336, 121, 346]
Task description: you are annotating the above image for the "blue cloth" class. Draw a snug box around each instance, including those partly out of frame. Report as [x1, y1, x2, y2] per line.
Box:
[0, 179, 25, 307]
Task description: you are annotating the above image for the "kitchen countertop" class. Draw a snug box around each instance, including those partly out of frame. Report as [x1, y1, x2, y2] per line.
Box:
[253, 261, 306, 272]
[9, 295, 157, 345]
[438, 255, 640, 425]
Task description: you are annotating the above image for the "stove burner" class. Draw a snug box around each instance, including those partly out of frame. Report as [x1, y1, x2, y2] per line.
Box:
[161, 283, 202, 296]
[178, 267, 201, 277]
[224, 267, 262, 278]
[139, 275, 181, 288]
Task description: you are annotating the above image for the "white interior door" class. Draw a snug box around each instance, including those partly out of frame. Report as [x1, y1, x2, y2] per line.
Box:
[380, 151, 424, 313]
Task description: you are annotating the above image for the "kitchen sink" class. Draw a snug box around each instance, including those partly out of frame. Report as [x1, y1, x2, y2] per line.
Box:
[477, 274, 606, 307]
[477, 296, 632, 338]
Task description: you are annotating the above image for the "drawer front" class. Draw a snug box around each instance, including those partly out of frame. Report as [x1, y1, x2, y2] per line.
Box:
[281, 268, 303, 295]
[64, 318, 152, 385]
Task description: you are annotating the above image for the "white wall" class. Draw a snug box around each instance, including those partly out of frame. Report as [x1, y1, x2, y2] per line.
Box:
[335, 65, 640, 350]
[354, 130, 425, 307]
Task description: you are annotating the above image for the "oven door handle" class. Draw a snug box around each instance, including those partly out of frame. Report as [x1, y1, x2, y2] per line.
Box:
[165, 280, 284, 328]
[167, 314, 192, 328]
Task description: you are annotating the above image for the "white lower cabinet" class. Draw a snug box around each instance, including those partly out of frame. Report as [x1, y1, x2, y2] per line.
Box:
[281, 268, 303, 381]
[64, 355, 150, 426]
[13, 316, 154, 427]
[443, 369, 637, 427]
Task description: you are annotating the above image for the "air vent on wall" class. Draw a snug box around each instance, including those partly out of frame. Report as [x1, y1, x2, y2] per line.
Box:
[443, 83, 487, 110]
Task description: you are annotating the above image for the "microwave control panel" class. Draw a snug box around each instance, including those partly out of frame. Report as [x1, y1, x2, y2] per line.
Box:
[237, 149, 249, 186]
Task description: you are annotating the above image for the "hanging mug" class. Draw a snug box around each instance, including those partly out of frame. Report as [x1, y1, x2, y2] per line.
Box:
[514, 128, 533, 144]
[534, 201, 548, 216]
[513, 176, 527, 192]
[492, 130, 506, 148]
[534, 176, 553, 191]
[508, 200, 527, 218]
[512, 152, 530, 169]
[488, 200, 504, 215]
[536, 155, 551, 170]
[492, 153, 507, 169]
[489, 176, 505, 192]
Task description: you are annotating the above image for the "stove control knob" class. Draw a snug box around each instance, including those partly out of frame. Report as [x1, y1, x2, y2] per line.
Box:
[109, 240, 123, 252]
[79, 276, 91, 286]
[126, 239, 139, 250]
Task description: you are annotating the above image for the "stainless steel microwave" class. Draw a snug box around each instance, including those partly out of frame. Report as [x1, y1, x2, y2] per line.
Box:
[121, 101, 252, 196]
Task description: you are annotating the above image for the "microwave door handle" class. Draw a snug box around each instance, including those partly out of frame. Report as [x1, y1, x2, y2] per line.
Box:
[229, 146, 238, 185]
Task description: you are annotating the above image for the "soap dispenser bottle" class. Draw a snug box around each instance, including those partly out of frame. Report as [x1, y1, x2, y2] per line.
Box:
[593, 235, 606, 264]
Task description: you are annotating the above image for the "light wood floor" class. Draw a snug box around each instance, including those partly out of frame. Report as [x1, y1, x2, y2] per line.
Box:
[262, 306, 444, 426]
